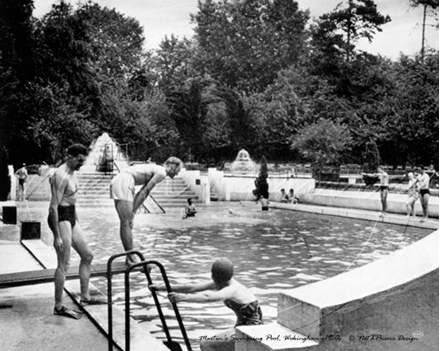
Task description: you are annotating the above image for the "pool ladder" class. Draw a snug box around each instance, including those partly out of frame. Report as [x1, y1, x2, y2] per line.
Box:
[107, 251, 192, 351]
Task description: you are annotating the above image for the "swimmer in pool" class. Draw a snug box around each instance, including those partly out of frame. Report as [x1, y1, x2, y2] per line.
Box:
[150, 258, 263, 351]
[183, 198, 197, 219]
[48, 144, 106, 319]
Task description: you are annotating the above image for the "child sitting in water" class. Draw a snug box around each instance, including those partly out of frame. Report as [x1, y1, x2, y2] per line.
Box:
[183, 198, 197, 219]
[150, 258, 263, 351]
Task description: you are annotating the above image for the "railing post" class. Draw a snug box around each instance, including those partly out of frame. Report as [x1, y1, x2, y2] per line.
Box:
[107, 251, 144, 351]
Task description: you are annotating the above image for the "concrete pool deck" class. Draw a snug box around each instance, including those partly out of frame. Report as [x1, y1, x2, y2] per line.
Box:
[0, 236, 110, 351]
[0, 200, 437, 351]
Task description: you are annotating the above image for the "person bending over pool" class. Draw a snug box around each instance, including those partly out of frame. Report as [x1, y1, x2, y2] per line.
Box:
[150, 258, 263, 351]
[362, 167, 389, 217]
[110, 157, 182, 265]
[48, 144, 106, 320]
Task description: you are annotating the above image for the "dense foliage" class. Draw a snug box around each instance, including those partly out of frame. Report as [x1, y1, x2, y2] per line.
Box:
[0, 147, 10, 200]
[0, 0, 438, 169]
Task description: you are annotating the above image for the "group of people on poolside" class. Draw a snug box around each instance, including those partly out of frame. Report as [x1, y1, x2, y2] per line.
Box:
[47, 143, 259, 351]
[46, 143, 436, 350]
[279, 188, 299, 204]
[362, 166, 434, 222]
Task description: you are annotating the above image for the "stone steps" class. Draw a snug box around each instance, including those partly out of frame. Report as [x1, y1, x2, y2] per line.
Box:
[76, 172, 199, 208]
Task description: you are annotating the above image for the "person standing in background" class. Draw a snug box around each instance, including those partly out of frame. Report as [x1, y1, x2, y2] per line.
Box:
[15, 163, 28, 201]
[417, 167, 431, 222]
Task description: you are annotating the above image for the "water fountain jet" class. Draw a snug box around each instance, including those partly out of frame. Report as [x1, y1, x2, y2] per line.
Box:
[82, 133, 127, 172]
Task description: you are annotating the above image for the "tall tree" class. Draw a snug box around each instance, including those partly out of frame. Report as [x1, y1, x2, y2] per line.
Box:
[0, 0, 37, 163]
[312, 0, 391, 62]
[154, 35, 200, 88]
[409, 0, 439, 61]
[192, 0, 309, 92]
[165, 77, 219, 160]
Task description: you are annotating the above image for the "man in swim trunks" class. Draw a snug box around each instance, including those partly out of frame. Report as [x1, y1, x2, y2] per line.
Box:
[110, 157, 182, 265]
[48, 144, 105, 319]
[417, 167, 431, 222]
[14, 163, 28, 201]
[362, 167, 389, 217]
[150, 258, 262, 351]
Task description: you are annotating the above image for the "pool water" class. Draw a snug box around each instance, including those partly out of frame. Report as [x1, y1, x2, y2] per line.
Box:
[75, 202, 431, 350]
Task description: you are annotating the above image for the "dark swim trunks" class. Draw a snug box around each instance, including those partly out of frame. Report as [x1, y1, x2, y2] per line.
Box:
[19, 179, 25, 186]
[379, 185, 389, 191]
[420, 189, 430, 196]
[58, 205, 76, 228]
[224, 299, 263, 326]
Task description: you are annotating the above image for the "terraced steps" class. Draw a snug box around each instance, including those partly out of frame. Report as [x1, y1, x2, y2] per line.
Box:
[76, 172, 199, 208]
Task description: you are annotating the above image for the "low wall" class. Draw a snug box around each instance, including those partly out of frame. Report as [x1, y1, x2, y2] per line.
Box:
[303, 188, 439, 218]
[179, 168, 315, 202]
[278, 231, 439, 351]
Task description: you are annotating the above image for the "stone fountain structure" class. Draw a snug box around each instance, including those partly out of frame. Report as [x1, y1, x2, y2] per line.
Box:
[82, 133, 127, 173]
[223, 149, 258, 174]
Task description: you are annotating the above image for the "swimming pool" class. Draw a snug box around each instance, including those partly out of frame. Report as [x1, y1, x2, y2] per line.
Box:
[73, 202, 431, 350]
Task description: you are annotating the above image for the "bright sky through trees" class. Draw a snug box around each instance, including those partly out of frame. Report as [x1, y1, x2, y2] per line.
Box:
[33, 0, 438, 59]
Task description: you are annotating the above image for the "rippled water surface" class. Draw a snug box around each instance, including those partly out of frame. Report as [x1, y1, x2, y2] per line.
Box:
[71, 202, 431, 350]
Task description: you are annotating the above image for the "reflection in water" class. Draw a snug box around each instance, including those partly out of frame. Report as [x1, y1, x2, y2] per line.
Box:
[82, 205, 429, 351]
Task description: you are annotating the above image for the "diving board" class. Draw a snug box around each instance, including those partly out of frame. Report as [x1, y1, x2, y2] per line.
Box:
[0, 261, 130, 289]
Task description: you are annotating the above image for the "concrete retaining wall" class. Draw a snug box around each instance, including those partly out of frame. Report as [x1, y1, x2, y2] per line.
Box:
[303, 188, 439, 218]
[179, 168, 315, 203]
[278, 231, 439, 351]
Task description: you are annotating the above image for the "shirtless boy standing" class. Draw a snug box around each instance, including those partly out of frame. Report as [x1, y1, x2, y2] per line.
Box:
[48, 144, 105, 319]
[110, 157, 182, 264]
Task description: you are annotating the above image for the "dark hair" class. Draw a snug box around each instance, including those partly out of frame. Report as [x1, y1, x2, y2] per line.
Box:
[211, 258, 234, 284]
[67, 144, 88, 157]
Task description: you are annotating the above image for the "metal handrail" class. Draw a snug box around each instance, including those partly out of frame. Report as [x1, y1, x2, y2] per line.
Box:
[107, 250, 146, 351]
[149, 195, 166, 214]
[107, 251, 192, 351]
[125, 260, 192, 351]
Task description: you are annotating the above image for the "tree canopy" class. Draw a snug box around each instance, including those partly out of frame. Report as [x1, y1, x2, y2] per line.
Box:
[0, 0, 437, 169]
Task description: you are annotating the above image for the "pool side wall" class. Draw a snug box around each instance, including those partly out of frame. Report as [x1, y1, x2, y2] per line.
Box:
[180, 168, 315, 203]
[180, 168, 439, 218]
[277, 232, 439, 351]
[303, 188, 439, 218]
